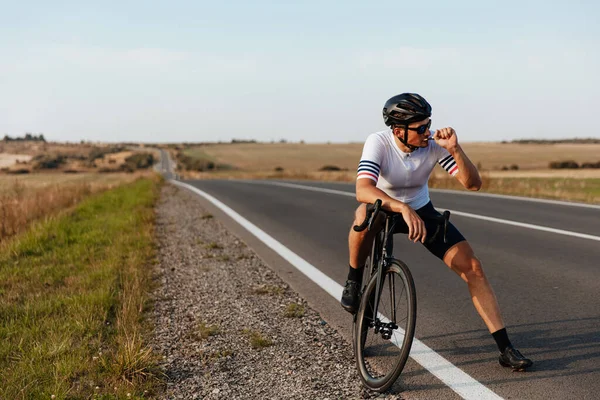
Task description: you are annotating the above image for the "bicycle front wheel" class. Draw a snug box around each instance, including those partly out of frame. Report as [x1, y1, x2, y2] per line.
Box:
[353, 259, 417, 392]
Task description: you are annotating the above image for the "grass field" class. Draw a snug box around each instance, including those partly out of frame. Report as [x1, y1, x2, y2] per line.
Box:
[0, 172, 146, 193]
[0, 140, 158, 174]
[0, 177, 162, 399]
[183, 142, 600, 172]
[0, 172, 151, 243]
[428, 175, 600, 204]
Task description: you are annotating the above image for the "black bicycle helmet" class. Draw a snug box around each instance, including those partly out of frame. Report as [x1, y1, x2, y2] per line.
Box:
[382, 93, 432, 127]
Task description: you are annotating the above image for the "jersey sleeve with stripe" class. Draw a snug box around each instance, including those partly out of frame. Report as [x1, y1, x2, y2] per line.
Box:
[433, 142, 459, 176]
[357, 133, 385, 183]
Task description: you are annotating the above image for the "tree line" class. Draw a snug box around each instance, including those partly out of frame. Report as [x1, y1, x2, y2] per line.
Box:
[3, 133, 46, 142]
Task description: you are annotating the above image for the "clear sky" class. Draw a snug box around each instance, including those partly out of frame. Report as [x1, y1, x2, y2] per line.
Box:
[1, 1, 599, 143]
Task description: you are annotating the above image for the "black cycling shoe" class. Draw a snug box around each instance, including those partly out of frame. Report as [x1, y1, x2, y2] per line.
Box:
[499, 346, 533, 371]
[341, 280, 361, 314]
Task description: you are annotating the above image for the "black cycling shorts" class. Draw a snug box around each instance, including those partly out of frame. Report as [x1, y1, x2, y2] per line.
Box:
[392, 201, 466, 260]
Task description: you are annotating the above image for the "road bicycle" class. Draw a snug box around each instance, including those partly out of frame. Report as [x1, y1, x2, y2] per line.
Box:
[352, 199, 450, 392]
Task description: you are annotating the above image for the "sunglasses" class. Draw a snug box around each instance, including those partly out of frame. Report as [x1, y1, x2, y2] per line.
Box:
[406, 120, 431, 135]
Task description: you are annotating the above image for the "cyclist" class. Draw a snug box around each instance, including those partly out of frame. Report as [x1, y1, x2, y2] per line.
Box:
[341, 93, 533, 371]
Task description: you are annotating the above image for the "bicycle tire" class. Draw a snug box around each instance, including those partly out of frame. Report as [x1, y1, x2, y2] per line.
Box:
[353, 259, 417, 393]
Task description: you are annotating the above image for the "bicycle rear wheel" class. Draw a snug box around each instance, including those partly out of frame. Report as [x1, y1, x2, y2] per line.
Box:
[353, 259, 417, 392]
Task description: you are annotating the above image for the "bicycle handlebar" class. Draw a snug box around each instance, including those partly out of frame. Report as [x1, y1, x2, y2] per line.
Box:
[353, 199, 382, 232]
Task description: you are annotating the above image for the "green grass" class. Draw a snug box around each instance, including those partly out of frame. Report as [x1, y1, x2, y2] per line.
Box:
[183, 148, 217, 163]
[284, 303, 305, 318]
[196, 322, 220, 340]
[242, 329, 273, 349]
[0, 177, 162, 399]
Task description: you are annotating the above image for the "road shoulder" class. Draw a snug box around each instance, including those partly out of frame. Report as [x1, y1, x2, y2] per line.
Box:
[151, 184, 403, 399]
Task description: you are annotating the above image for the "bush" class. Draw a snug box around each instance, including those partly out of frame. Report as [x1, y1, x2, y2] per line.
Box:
[175, 152, 234, 172]
[319, 165, 342, 171]
[510, 164, 519, 170]
[32, 154, 66, 170]
[7, 168, 30, 174]
[176, 153, 207, 171]
[274, 166, 284, 172]
[98, 167, 119, 173]
[123, 152, 155, 170]
[120, 164, 136, 173]
[549, 160, 579, 169]
[581, 161, 600, 169]
[88, 146, 125, 162]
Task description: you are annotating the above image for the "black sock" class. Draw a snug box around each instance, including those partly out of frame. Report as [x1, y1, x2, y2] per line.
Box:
[492, 328, 512, 353]
[347, 264, 363, 282]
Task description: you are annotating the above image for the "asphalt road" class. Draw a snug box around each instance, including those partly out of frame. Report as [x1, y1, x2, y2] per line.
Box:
[172, 174, 599, 399]
[156, 149, 175, 180]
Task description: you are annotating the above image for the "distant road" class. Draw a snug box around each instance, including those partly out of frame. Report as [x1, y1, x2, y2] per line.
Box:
[158, 153, 600, 399]
[157, 149, 175, 180]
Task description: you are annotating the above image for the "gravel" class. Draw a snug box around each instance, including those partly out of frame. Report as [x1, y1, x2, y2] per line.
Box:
[150, 184, 405, 399]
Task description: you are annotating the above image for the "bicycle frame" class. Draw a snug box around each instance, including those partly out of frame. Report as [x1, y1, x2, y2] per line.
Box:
[370, 214, 399, 322]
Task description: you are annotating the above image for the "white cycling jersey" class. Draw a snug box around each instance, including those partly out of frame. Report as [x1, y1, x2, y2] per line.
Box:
[356, 129, 459, 210]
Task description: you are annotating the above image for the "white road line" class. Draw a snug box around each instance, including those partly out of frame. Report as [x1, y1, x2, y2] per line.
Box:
[172, 180, 503, 400]
[446, 210, 600, 242]
[250, 181, 600, 242]
[430, 188, 600, 210]
[244, 180, 356, 197]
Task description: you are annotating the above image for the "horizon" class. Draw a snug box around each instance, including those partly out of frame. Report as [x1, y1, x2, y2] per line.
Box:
[5, 133, 600, 146]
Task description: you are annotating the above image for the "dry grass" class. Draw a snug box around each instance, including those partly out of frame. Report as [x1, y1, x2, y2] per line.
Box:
[253, 284, 285, 296]
[480, 169, 600, 179]
[0, 172, 151, 243]
[182, 142, 600, 172]
[0, 141, 99, 156]
[185, 143, 359, 171]
[461, 142, 600, 170]
[196, 322, 220, 340]
[93, 151, 134, 169]
[0, 171, 149, 193]
[242, 329, 273, 349]
[0, 153, 31, 168]
[0, 141, 159, 173]
[284, 303, 305, 318]
[429, 174, 600, 204]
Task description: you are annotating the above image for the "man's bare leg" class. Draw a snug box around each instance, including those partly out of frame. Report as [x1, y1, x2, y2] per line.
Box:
[443, 241, 533, 370]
